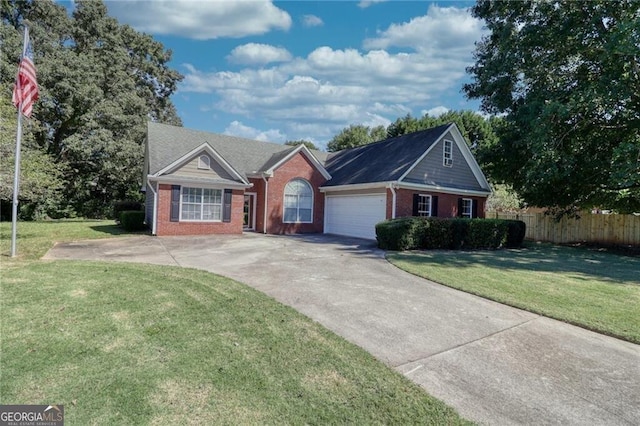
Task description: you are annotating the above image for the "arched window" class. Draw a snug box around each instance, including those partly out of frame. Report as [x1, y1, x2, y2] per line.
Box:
[283, 179, 313, 223]
[198, 155, 211, 169]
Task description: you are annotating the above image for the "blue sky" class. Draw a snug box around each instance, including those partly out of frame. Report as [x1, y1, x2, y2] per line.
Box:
[101, 0, 484, 148]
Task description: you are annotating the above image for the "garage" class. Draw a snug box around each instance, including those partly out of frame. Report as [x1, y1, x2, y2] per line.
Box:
[324, 194, 387, 239]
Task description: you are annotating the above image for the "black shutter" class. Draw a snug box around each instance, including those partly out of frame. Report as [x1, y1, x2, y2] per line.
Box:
[170, 185, 180, 222]
[223, 189, 232, 222]
[412, 194, 420, 216]
[457, 198, 463, 217]
[431, 196, 438, 217]
[472, 199, 479, 218]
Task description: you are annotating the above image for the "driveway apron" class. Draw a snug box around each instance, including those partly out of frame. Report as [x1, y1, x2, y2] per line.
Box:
[45, 233, 640, 425]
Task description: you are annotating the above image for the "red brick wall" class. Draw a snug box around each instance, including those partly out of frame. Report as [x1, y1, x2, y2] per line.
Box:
[264, 152, 327, 234]
[392, 188, 486, 219]
[155, 184, 244, 236]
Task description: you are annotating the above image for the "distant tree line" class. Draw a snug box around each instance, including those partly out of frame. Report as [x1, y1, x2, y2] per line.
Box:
[1, 0, 182, 219]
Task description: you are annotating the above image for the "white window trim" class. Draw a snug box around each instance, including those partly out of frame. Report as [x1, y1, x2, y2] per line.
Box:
[180, 187, 223, 222]
[461, 197, 473, 218]
[283, 179, 314, 224]
[418, 194, 432, 217]
[443, 139, 453, 167]
[198, 155, 211, 170]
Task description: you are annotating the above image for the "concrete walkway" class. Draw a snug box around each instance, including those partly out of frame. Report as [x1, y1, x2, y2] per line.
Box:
[44, 233, 640, 425]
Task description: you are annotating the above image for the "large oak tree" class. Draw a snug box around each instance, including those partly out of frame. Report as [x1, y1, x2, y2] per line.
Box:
[1, 0, 182, 218]
[464, 0, 640, 214]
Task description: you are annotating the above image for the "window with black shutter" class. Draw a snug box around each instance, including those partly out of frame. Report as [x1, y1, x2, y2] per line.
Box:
[223, 189, 232, 222]
[170, 185, 180, 222]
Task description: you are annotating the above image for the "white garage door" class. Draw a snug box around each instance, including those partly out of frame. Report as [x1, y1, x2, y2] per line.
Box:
[325, 194, 387, 239]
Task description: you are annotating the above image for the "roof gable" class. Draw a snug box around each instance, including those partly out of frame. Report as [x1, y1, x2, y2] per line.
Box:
[264, 144, 332, 179]
[146, 122, 329, 180]
[400, 127, 489, 192]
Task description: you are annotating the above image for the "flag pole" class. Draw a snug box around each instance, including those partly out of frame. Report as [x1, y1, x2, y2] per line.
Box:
[10, 26, 28, 258]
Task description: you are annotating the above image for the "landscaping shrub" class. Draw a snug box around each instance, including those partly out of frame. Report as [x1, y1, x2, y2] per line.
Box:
[113, 200, 143, 221]
[420, 218, 454, 249]
[449, 218, 469, 250]
[119, 210, 146, 231]
[376, 217, 525, 251]
[376, 217, 424, 250]
[505, 220, 527, 248]
[466, 219, 508, 249]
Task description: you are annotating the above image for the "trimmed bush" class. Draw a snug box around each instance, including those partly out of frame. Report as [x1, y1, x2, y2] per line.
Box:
[376, 217, 423, 251]
[505, 220, 527, 248]
[376, 217, 526, 251]
[421, 218, 454, 249]
[466, 219, 508, 249]
[113, 200, 143, 221]
[119, 210, 147, 232]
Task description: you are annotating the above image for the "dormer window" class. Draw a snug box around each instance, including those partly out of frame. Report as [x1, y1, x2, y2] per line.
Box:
[443, 140, 453, 167]
[198, 155, 211, 170]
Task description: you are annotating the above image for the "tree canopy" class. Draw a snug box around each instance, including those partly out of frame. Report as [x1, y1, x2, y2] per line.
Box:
[326, 124, 386, 152]
[1, 0, 182, 218]
[386, 111, 500, 157]
[464, 0, 640, 214]
[284, 140, 320, 151]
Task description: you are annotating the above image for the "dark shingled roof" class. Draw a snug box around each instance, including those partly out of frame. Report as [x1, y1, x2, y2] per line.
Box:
[146, 122, 475, 189]
[323, 124, 451, 186]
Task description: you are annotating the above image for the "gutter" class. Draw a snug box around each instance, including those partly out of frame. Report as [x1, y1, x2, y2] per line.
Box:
[388, 183, 397, 219]
[146, 177, 158, 235]
[396, 181, 492, 197]
[262, 176, 269, 234]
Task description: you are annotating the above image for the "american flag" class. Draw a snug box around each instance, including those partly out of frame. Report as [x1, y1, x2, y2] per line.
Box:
[12, 27, 39, 118]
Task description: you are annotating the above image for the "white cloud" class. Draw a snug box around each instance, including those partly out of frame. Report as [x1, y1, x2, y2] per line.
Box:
[363, 5, 484, 56]
[302, 14, 323, 27]
[227, 43, 292, 65]
[224, 121, 286, 142]
[422, 106, 450, 117]
[357, 0, 387, 9]
[107, 0, 291, 40]
[179, 5, 484, 142]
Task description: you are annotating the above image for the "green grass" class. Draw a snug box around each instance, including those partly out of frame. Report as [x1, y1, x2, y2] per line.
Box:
[1, 221, 469, 424]
[388, 243, 640, 344]
[1, 220, 147, 260]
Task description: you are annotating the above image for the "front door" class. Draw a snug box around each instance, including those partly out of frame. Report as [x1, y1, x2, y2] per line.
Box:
[243, 194, 255, 230]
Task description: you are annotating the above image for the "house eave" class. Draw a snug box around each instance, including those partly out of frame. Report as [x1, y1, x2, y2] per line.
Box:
[148, 175, 252, 189]
[397, 181, 492, 197]
[320, 181, 394, 193]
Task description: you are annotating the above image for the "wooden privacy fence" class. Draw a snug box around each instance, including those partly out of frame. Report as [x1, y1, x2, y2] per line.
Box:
[490, 212, 640, 245]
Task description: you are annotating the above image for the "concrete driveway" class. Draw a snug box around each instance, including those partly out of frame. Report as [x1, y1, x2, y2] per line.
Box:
[45, 233, 640, 425]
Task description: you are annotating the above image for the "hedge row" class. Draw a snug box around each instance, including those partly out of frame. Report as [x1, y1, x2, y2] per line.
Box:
[119, 210, 147, 231]
[113, 200, 143, 221]
[375, 217, 526, 251]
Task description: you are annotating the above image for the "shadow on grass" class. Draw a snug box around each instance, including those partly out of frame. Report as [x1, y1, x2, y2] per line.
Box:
[391, 243, 640, 285]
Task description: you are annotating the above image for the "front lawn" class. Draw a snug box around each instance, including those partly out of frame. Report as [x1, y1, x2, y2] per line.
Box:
[387, 243, 640, 344]
[0, 219, 146, 260]
[0, 221, 469, 424]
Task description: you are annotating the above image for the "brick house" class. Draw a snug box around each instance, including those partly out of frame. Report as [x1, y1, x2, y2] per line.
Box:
[143, 122, 492, 238]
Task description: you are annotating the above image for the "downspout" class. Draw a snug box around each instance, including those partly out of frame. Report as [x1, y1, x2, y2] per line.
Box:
[147, 178, 158, 235]
[388, 183, 397, 219]
[262, 176, 269, 234]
